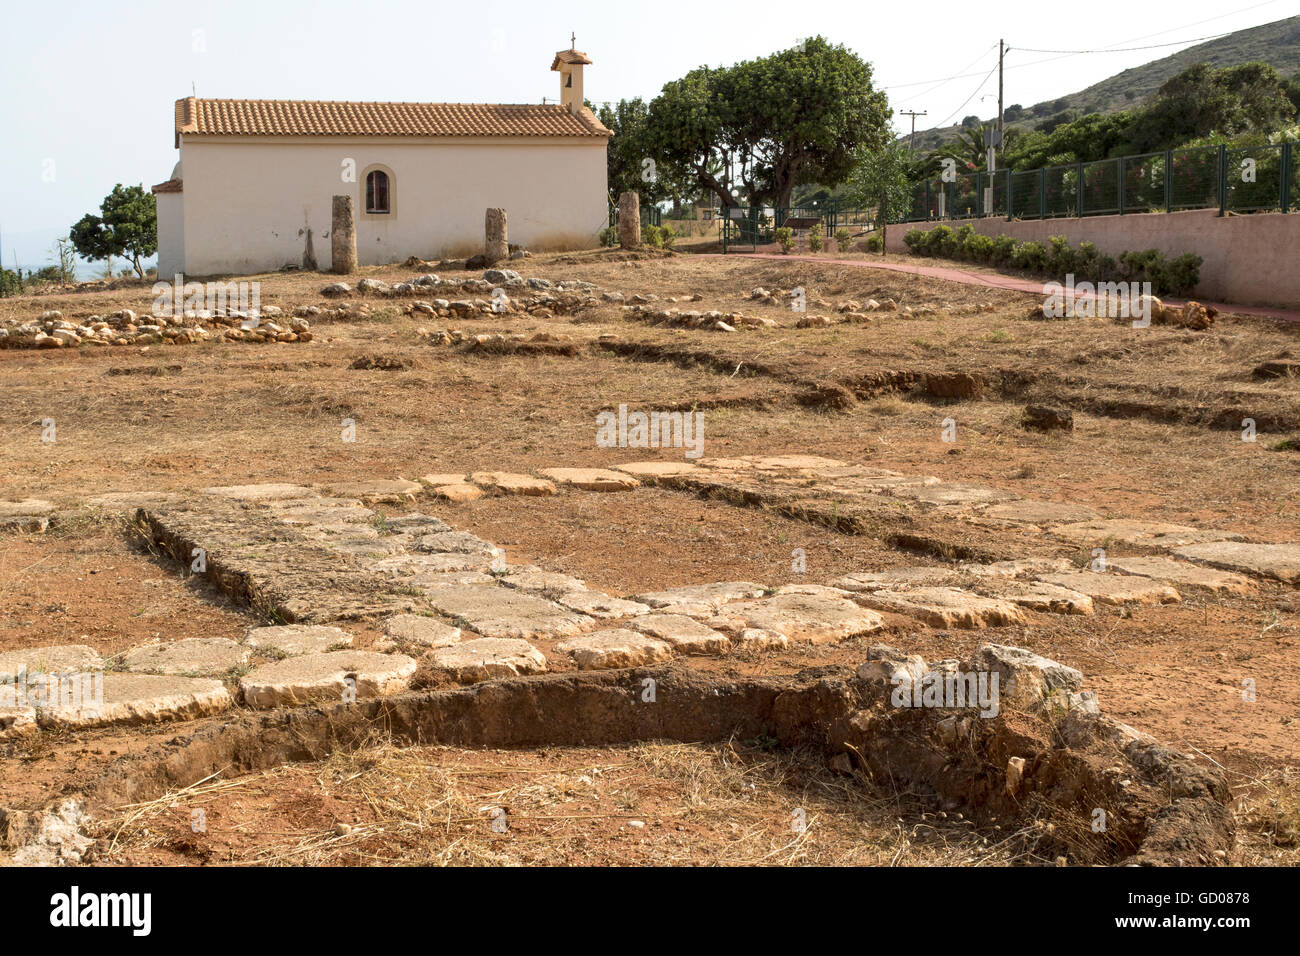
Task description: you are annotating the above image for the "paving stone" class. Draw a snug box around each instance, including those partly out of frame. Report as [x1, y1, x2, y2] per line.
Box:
[554, 629, 674, 669]
[892, 483, 1017, 507]
[426, 584, 594, 639]
[409, 571, 498, 589]
[1170, 541, 1300, 584]
[555, 590, 651, 618]
[37, 673, 232, 729]
[469, 472, 557, 496]
[243, 624, 354, 656]
[418, 473, 469, 487]
[272, 499, 375, 529]
[630, 581, 768, 617]
[961, 558, 1075, 578]
[631, 614, 732, 655]
[612, 461, 700, 478]
[987, 581, 1094, 615]
[424, 638, 548, 682]
[1049, 518, 1241, 548]
[369, 553, 496, 576]
[0, 499, 55, 517]
[852, 588, 1028, 628]
[83, 491, 183, 512]
[0, 645, 101, 681]
[1106, 555, 1255, 594]
[414, 530, 503, 557]
[774, 584, 856, 597]
[428, 483, 483, 502]
[383, 514, 452, 534]
[202, 483, 315, 501]
[732, 628, 791, 650]
[1037, 572, 1181, 606]
[324, 479, 422, 503]
[979, 500, 1100, 526]
[835, 567, 968, 591]
[708, 593, 886, 644]
[500, 567, 588, 598]
[240, 651, 417, 708]
[381, 614, 462, 647]
[538, 468, 641, 491]
[123, 638, 250, 676]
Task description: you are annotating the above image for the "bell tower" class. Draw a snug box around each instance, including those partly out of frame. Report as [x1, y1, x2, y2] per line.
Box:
[551, 38, 592, 115]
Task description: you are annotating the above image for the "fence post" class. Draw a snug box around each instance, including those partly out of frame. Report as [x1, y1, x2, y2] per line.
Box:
[1164, 150, 1173, 214]
[1117, 157, 1125, 216]
[1217, 145, 1227, 216]
[1281, 143, 1291, 213]
[975, 172, 982, 218]
[1077, 163, 1085, 217]
[1039, 168, 1046, 219]
[1006, 168, 1013, 222]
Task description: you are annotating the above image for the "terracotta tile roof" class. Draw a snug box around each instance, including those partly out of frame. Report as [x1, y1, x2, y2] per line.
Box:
[173, 96, 611, 143]
[551, 48, 593, 68]
[151, 179, 183, 194]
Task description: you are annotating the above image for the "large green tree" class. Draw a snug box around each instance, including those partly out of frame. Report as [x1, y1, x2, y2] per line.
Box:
[597, 98, 696, 213]
[643, 37, 892, 209]
[70, 184, 157, 279]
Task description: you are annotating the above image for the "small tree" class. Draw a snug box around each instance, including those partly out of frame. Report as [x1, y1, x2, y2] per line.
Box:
[51, 237, 77, 285]
[70, 184, 157, 279]
[845, 139, 914, 255]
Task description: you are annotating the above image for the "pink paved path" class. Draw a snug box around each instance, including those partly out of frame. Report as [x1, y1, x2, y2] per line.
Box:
[703, 252, 1300, 323]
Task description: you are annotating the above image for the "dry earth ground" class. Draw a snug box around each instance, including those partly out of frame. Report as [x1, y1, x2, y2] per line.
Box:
[2, 249, 1298, 864]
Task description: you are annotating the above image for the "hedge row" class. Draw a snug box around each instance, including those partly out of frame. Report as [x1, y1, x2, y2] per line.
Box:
[902, 224, 1201, 297]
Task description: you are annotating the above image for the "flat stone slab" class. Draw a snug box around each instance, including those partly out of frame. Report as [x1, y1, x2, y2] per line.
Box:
[1106, 555, 1255, 594]
[538, 468, 641, 491]
[83, 491, 183, 511]
[500, 567, 588, 598]
[554, 629, 673, 669]
[418, 473, 469, 486]
[0, 645, 101, 681]
[202, 483, 315, 501]
[1037, 572, 1181, 606]
[988, 581, 1094, 616]
[123, 638, 250, 676]
[425, 638, 548, 682]
[243, 624, 354, 656]
[414, 530, 503, 557]
[408, 571, 498, 589]
[426, 584, 593, 639]
[1049, 518, 1241, 548]
[37, 673, 232, 729]
[240, 651, 417, 708]
[979, 500, 1100, 526]
[427, 483, 483, 502]
[1171, 541, 1300, 584]
[381, 614, 462, 648]
[962, 558, 1075, 578]
[613, 461, 700, 478]
[324, 479, 422, 503]
[469, 472, 556, 496]
[852, 588, 1028, 628]
[0, 499, 55, 517]
[369, 553, 496, 576]
[630, 581, 768, 617]
[555, 590, 651, 619]
[835, 567, 967, 591]
[0, 706, 38, 740]
[272, 499, 375, 529]
[892, 483, 1016, 507]
[631, 614, 731, 655]
[708, 593, 885, 644]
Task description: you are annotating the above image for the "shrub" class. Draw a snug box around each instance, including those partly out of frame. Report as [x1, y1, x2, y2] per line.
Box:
[774, 227, 795, 254]
[991, 234, 1018, 265]
[923, 225, 955, 257]
[642, 224, 663, 248]
[966, 234, 995, 262]
[1011, 240, 1048, 271]
[599, 225, 618, 247]
[1046, 235, 1074, 274]
[835, 228, 852, 249]
[1163, 253, 1202, 296]
[903, 228, 926, 252]
[865, 234, 883, 253]
[659, 224, 677, 249]
[953, 224, 976, 260]
[808, 223, 824, 252]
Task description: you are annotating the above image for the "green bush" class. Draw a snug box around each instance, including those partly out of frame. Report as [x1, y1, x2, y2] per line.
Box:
[599, 225, 618, 247]
[1046, 235, 1074, 274]
[1163, 253, 1202, 296]
[991, 234, 1018, 265]
[1011, 240, 1048, 271]
[808, 223, 824, 252]
[659, 224, 677, 249]
[966, 234, 995, 262]
[774, 226, 795, 254]
[865, 234, 883, 253]
[835, 228, 852, 248]
[903, 229, 926, 252]
[643, 224, 663, 248]
[923, 225, 955, 257]
[0, 267, 22, 298]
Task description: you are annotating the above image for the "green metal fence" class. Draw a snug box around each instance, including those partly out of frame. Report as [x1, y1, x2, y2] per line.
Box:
[608, 204, 662, 228]
[901, 142, 1296, 223]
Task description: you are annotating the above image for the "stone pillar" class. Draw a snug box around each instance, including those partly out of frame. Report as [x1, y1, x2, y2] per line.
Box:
[331, 195, 357, 275]
[484, 208, 509, 264]
[619, 191, 641, 248]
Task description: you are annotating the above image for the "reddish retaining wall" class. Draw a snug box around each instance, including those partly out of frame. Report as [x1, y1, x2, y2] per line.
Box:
[884, 209, 1300, 309]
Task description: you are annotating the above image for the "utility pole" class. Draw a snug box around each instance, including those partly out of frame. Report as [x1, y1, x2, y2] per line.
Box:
[899, 110, 927, 150]
[997, 39, 1005, 163]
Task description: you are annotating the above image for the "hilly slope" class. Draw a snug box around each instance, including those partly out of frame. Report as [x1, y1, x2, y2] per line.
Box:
[906, 15, 1300, 153]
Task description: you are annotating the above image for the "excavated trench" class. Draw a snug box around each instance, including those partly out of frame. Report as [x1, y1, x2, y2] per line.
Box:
[0, 662, 1232, 867]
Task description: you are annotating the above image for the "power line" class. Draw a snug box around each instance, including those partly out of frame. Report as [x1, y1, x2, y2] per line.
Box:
[933, 60, 1000, 129]
[1013, 31, 1237, 55]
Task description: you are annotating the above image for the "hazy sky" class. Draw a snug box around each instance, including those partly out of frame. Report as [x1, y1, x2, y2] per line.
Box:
[0, 0, 1290, 267]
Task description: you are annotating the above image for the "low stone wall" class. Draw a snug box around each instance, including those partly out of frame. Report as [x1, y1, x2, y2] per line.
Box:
[885, 208, 1300, 309]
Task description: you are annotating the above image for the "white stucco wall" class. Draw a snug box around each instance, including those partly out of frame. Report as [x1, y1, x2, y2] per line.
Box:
[155, 191, 185, 278]
[178, 137, 608, 276]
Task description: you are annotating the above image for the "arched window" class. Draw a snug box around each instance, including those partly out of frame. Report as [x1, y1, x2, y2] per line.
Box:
[365, 169, 390, 214]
